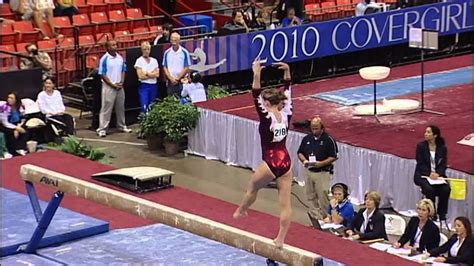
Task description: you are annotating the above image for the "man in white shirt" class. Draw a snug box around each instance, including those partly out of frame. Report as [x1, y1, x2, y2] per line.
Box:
[97, 40, 131, 137]
[134, 41, 159, 113]
[162, 32, 191, 97]
[355, 0, 381, 16]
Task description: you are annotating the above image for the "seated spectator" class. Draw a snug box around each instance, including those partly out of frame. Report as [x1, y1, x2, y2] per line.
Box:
[0, 92, 29, 156]
[251, 10, 267, 30]
[0, 132, 13, 159]
[345, 191, 388, 241]
[428, 217, 474, 265]
[37, 77, 75, 136]
[20, 43, 53, 79]
[281, 7, 301, 27]
[323, 183, 354, 227]
[393, 199, 440, 252]
[181, 71, 206, 104]
[221, 10, 249, 34]
[54, 0, 79, 21]
[12, 0, 60, 38]
[355, 0, 382, 16]
[153, 23, 173, 45]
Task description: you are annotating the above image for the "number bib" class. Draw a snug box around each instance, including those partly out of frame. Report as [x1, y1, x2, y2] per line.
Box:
[272, 123, 287, 142]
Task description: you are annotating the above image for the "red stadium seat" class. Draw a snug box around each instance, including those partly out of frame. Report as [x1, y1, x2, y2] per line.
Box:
[106, 0, 127, 12]
[95, 32, 113, 44]
[13, 21, 41, 43]
[54, 16, 75, 37]
[126, 8, 148, 29]
[0, 24, 18, 45]
[305, 4, 325, 22]
[76, 0, 92, 14]
[79, 35, 95, 48]
[0, 44, 17, 70]
[321, 2, 339, 20]
[108, 10, 129, 32]
[37, 39, 57, 50]
[15, 43, 29, 55]
[73, 14, 95, 35]
[90, 12, 113, 34]
[88, 0, 108, 13]
[132, 27, 150, 41]
[0, 3, 16, 20]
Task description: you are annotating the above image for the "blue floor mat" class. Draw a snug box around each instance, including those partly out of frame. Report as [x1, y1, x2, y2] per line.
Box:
[37, 224, 268, 265]
[0, 188, 109, 256]
[313, 67, 473, 106]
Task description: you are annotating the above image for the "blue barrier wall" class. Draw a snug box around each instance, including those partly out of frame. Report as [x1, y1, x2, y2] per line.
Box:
[178, 0, 472, 75]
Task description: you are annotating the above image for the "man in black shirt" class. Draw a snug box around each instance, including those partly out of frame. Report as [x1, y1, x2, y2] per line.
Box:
[297, 117, 338, 221]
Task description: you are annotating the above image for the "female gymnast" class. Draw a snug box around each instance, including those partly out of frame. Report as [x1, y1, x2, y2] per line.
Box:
[233, 60, 293, 249]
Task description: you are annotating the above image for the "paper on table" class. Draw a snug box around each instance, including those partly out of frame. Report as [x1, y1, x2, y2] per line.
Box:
[369, 242, 391, 251]
[386, 247, 411, 255]
[321, 223, 343, 230]
[422, 176, 447, 185]
[457, 133, 474, 147]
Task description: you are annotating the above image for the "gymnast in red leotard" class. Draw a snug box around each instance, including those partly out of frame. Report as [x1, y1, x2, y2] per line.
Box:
[233, 60, 293, 249]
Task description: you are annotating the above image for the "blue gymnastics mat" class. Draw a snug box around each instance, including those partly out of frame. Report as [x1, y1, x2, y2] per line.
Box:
[37, 224, 268, 265]
[313, 66, 473, 106]
[0, 188, 109, 257]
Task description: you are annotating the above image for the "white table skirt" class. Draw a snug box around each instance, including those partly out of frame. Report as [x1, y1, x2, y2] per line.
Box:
[188, 108, 473, 222]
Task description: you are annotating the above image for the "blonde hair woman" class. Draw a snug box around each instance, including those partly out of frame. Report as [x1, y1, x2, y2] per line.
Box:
[393, 199, 440, 252]
[345, 191, 388, 241]
[134, 41, 159, 113]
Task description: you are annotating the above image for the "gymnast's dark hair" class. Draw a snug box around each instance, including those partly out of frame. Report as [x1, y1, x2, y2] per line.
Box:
[428, 125, 445, 146]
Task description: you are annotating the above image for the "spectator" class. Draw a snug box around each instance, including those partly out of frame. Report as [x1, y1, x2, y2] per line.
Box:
[252, 10, 268, 30]
[222, 10, 249, 33]
[355, 0, 381, 16]
[54, 0, 79, 21]
[281, 7, 301, 27]
[12, 0, 60, 39]
[96, 40, 132, 137]
[20, 43, 53, 80]
[428, 216, 474, 265]
[414, 125, 450, 222]
[162, 32, 191, 97]
[181, 71, 206, 104]
[0, 92, 29, 156]
[297, 116, 338, 221]
[36, 77, 75, 136]
[393, 199, 440, 252]
[345, 191, 388, 241]
[153, 23, 173, 45]
[323, 183, 354, 227]
[134, 41, 159, 113]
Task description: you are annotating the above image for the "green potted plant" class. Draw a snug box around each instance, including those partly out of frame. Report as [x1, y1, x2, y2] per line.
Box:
[138, 102, 164, 151]
[47, 136, 110, 163]
[159, 96, 200, 155]
[207, 84, 231, 100]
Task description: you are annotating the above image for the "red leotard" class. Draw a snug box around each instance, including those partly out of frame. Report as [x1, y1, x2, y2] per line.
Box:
[253, 82, 293, 178]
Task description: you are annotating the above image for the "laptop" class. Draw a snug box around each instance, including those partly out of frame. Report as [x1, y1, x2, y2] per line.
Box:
[307, 213, 323, 230]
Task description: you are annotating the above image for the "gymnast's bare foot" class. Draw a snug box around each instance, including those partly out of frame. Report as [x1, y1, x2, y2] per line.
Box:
[233, 207, 248, 219]
[273, 238, 284, 249]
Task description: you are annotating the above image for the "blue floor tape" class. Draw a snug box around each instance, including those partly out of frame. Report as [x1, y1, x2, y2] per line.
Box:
[314, 66, 473, 106]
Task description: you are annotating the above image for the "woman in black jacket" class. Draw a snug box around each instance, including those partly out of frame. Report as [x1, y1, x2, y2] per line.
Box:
[393, 199, 440, 252]
[345, 191, 388, 241]
[428, 217, 474, 265]
[414, 125, 450, 221]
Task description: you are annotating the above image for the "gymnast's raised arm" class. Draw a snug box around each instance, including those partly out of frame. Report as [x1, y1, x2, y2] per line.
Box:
[252, 60, 263, 90]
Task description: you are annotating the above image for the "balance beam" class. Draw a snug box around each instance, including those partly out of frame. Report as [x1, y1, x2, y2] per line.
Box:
[21, 164, 321, 265]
